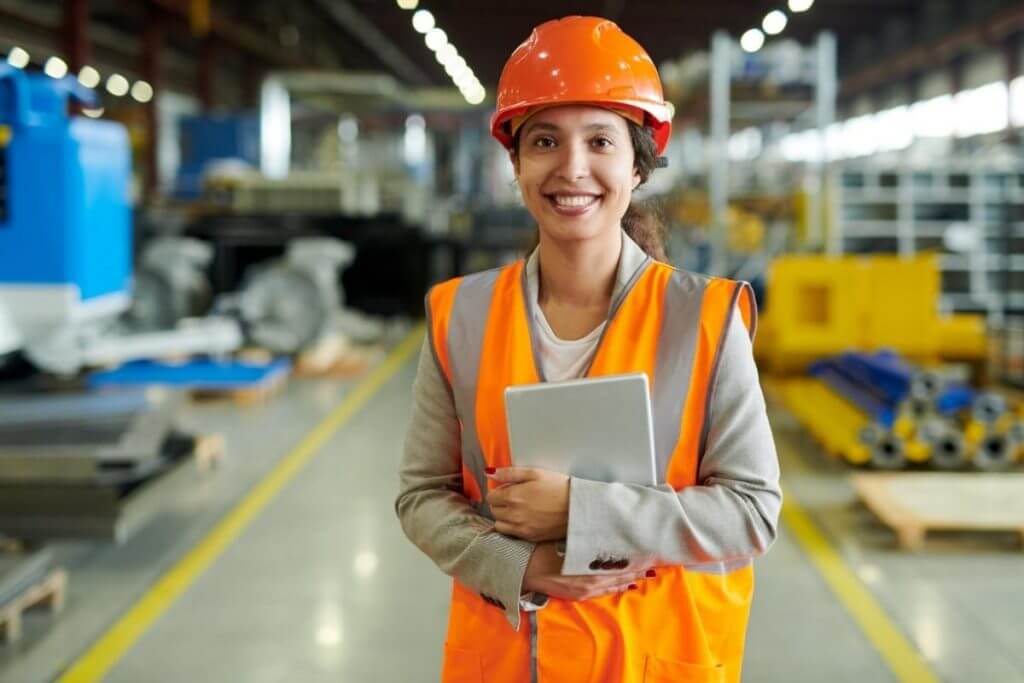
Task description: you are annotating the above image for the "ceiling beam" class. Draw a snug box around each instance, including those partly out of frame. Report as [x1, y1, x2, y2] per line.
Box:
[309, 0, 432, 86]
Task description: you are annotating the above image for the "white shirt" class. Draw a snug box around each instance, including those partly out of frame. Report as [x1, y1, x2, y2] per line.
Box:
[525, 232, 643, 382]
[519, 231, 648, 611]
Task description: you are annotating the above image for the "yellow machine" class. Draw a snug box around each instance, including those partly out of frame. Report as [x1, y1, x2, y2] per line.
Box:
[755, 253, 988, 374]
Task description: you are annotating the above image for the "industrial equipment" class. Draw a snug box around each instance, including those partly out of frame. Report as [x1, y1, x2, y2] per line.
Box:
[0, 66, 241, 374]
[787, 351, 1023, 471]
[125, 238, 214, 331]
[218, 238, 355, 353]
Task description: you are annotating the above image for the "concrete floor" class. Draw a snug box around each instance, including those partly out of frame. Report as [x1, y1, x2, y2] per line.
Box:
[1, 339, 1023, 682]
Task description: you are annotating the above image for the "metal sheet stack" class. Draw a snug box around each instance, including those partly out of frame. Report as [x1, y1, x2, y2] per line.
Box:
[0, 390, 197, 542]
[784, 351, 1024, 471]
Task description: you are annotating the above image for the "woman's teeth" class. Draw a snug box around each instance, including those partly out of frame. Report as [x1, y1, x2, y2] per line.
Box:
[553, 195, 598, 207]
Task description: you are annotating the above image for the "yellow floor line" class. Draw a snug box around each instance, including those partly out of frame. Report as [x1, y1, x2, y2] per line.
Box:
[781, 485, 939, 683]
[57, 325, 425, 683]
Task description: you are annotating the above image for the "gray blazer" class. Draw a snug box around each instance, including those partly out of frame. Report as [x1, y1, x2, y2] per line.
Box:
[395, 234, 782, 630]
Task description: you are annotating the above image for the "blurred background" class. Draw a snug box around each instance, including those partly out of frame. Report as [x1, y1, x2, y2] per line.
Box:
[0, 1, 1022, 681]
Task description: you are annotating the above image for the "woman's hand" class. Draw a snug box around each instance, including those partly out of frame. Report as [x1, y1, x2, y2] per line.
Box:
[486, 467, 570, 542]
[522, 543, 649, 601]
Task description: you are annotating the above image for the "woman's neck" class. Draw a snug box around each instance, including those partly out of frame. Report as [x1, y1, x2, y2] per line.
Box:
[537, 228, 622, 309]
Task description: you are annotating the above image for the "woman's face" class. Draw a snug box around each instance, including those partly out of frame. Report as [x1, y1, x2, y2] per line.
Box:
[513, 105, 640, 245]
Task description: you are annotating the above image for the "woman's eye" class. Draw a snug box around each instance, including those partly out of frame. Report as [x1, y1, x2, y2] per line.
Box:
[533, 136, 556, 148]
[591, 137, 613, 149]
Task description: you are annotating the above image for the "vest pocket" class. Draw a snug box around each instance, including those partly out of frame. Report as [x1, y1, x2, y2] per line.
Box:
[441, 644, 483, 683]
[643, 655, 725, 683]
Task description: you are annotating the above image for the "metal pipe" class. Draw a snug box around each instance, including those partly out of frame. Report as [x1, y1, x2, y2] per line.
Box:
[930, 430, 967, 470]
[974, 433, 1014, 471]
[871, 434, 906, 470]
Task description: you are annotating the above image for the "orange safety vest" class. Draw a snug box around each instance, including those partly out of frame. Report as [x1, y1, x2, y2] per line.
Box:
[427, 256, 757, 683]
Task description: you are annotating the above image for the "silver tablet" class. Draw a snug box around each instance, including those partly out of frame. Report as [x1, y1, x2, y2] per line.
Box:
[504, 373, 657, 485]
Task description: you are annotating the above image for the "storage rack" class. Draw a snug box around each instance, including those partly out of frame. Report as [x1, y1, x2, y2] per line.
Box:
[837, 161, 1024, 317]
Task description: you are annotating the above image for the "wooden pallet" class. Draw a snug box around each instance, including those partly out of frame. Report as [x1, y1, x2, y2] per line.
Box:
[293, 334, 379, 379]
[190, 370, 288, 406]
[852, 473, 1024, 550]
[0, 567, 67, 643]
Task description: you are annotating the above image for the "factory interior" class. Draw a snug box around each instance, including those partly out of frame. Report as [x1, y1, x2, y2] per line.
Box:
[1, 0, 1024, 681]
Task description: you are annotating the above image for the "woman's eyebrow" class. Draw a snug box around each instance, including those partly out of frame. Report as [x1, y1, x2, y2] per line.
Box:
[525, 122, 618, 135]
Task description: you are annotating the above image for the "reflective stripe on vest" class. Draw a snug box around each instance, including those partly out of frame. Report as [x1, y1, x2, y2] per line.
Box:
[427, 259, 757, 683]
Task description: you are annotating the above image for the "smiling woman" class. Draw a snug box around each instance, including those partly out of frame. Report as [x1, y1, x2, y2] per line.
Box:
[396, 15, 781, 683]
[512, 109, 667, 262]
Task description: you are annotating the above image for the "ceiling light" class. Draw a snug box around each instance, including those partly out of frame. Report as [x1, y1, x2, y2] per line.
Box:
[6, 47, 29, 69]
[397, 0, 418, 8]
[78, 66, 100, 88]
[740, 28, 765, 53]
[454, 69, 474, 88]
[466, 89, 485, 105]
[44, 56, 68, 79]
[412, 9, 434, 33]
[82, 107, 104, 118]
[106, 73, 129, 96]
[437, 43, 458, 64]
[788, 0, 814, 12]
[445, 57, 467, 79]
[131, 80, 154, 103]
[425, 28, 447, 51]
[763, 10, 788, 35]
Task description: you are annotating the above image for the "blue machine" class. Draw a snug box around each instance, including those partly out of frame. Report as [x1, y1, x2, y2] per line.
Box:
[0, 63, 132, 356]
[175, 113, 259, 198]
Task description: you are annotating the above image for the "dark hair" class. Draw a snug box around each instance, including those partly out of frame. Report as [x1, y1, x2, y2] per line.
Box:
[511, 119, 667, 262]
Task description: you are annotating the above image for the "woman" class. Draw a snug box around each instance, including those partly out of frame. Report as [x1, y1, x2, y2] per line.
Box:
[396, 16, 781, 683]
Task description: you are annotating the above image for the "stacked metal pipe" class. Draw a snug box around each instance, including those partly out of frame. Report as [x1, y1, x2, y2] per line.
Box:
[807, 351, 1021, 471]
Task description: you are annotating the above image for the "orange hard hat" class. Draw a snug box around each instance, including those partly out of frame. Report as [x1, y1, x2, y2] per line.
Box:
[490, 16, 673, 155]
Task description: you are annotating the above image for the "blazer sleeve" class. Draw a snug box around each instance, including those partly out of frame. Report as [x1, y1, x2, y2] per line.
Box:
[395, 337, 536, 629]
[560, 306, 782, 575]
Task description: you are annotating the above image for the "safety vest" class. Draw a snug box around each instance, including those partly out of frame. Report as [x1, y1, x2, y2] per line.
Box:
[427, 256, 757, 683]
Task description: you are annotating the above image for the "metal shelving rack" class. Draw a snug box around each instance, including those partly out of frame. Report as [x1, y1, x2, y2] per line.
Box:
[836, 161, 1024, 319]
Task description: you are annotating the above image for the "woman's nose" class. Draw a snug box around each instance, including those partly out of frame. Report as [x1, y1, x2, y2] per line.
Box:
[555, 143, 589, 182]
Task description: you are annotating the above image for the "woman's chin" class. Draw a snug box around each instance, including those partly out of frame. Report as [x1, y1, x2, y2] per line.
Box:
[539, 216, 618, 245]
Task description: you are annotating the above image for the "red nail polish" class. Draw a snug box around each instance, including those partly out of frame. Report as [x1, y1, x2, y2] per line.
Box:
[628, 584, 638, 590]
[645, 570, 656, 578]
[485, 467, 496, 475]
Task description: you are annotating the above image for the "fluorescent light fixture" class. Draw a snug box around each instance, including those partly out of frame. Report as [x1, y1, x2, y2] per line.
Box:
[466, 89, 485, 105]
[762, 10, 788, 35]
[78, 65, 100, 88]
[910, 94, 955, 138]
[788, 0, 814, 11]
[1011, 76, 1024, 127]
[454, 69, 474, 88]
[874, 106, 912, 151]
[841, 114, 878, 158]
[954, 82, 1008, 137]
[44, 56, 68, 79]
[106, 73, 129, 97]
[6, 47, 29, 69]
[425, 28, 447, 51]
[397, 0, 418, 8]
[131, 80, 154, 103]
[82, 107, 105, 118]
[740, 29, 765, 53]
[412, 10, 435, 34]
